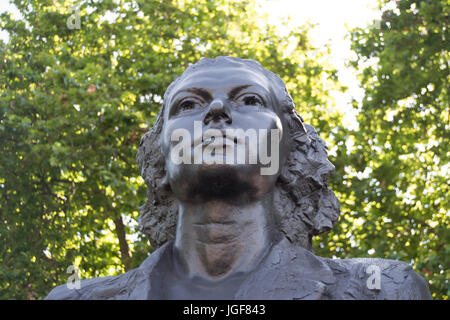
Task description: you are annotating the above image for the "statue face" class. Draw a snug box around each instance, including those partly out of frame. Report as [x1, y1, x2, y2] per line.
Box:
[161, 65, 289, 203]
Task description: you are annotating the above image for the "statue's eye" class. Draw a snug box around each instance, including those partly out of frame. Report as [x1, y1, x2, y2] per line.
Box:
[241, 94, 263, 106]
[179, 99, 200, 111]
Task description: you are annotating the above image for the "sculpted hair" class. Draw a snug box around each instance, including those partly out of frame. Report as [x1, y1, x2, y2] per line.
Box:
[136, 56, 340, 250]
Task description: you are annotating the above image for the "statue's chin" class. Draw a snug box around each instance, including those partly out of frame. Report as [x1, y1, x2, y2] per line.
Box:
[168, 163, 275, 203]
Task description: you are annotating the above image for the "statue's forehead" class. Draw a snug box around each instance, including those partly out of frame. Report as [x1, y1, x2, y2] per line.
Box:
[168, 66, 272, 99]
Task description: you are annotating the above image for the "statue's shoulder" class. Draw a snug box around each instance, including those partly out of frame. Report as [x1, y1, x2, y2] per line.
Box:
[45, 274, 123, 300]
[45, 242, 171, 300]
[322, 257, 432, 299]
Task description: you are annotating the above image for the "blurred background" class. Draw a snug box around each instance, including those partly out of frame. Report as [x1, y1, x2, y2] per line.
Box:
[0, 0, 448, 299]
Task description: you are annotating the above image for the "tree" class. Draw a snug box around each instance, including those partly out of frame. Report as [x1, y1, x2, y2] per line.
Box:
[0, 0, 341, 299]
[313, 0, 448, 299]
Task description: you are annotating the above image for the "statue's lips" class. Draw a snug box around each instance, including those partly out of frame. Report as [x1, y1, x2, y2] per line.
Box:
[200, 137, 237, 149]
[192, 130, 240, 149]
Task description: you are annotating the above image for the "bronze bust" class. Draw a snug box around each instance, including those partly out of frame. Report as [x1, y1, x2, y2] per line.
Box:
[46, 56, 431, 300]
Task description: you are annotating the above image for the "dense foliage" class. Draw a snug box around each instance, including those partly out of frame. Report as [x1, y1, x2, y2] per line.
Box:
[0, 0, 447, 299]
[313, 0, 449, 299]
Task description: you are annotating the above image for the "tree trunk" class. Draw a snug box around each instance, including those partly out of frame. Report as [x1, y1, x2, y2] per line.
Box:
[113, 216, 132, 271]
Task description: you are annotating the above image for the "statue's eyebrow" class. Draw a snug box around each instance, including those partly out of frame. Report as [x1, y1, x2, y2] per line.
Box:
[228, 84, 251, 100]
[228, 85, 252, 100]
[177, 87, 212, 101]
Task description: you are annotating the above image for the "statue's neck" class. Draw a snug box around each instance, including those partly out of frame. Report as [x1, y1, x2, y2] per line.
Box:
[173, 194, 276, 280]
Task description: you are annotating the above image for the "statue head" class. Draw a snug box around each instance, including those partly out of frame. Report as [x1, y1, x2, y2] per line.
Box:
[136, 56, 340, 250]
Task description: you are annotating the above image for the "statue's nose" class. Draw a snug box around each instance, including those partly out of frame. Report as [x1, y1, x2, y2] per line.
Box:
[203, 99, 232, 125]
